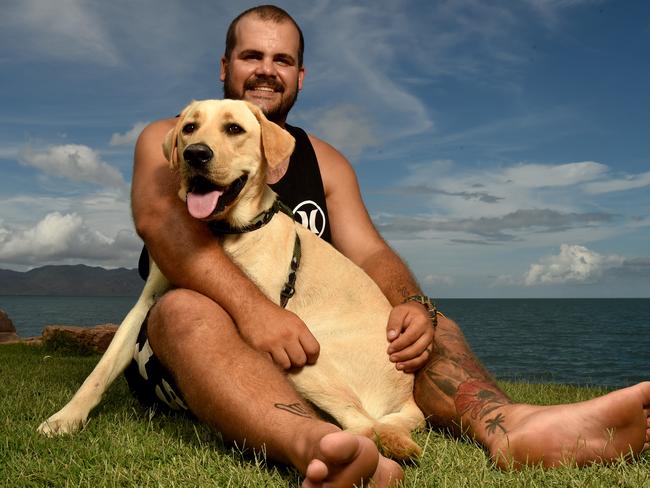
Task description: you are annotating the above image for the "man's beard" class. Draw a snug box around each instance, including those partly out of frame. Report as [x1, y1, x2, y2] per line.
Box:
[223, 72, 298, 123]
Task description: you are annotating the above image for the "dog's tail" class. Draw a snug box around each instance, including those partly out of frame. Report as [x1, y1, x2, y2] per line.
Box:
[347, 419, 421, 460]
[369, 399, 425, 460]
[372, 422, 422, 460]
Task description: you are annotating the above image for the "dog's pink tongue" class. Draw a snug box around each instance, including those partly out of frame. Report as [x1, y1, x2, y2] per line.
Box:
[187, 191, 223, 219]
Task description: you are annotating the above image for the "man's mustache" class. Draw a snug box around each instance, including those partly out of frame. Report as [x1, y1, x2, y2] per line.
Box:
[245, 76, 284, 93]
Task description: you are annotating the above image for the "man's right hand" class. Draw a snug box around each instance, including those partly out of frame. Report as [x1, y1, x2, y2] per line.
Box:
[238, 304, 320, 370]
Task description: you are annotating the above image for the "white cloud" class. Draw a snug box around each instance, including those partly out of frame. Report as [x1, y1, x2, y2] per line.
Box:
[525, 0, 606, 27]
[110, 122, 149, 146]
[0, 213, 94, 258]
[0, 190, 139, 270]
[0, 145, 21, 160]
[381, 158, 650, 252]
[376, 208, 615, 243]
[19, 144, 126, 189]
[398, 160, 650, 226]
[583, 171, 650, 194]
[524, 244, 624, 285]
[0, 212, 141, 268]
[502, 161, 608, 188]
[307, 105, 378, 158]
[422, 274, 455, 286]
[2, 0, 120, 65]
[301, 3, 434, 144]
[492, 274, 521, 287]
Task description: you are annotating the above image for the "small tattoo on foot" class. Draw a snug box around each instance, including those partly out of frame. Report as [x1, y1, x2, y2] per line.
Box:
[274, 402, 311, 418]
[485, 413, 507, 435]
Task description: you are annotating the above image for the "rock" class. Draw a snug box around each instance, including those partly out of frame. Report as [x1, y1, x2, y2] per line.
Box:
[41, 324, 118, 354]
[0, 309, 19, 343]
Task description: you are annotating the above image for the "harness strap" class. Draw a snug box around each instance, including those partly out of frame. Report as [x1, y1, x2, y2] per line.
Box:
[280, 232, 301, 308]
[208, 197, 301, 308]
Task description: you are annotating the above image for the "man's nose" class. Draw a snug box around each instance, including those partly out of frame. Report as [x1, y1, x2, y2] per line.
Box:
[256, 56, 277, 77]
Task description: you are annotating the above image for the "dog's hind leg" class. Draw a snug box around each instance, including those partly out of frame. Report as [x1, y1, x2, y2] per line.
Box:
[38, 264, 170, 436]
[376, 398, 425, 434]
[290, 356, 378, 435]
[294, 368, 423, 460]
[373, 399, 426, 460]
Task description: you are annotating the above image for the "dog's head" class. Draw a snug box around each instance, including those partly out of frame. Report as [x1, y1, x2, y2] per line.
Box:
[163, 99, 295, 221]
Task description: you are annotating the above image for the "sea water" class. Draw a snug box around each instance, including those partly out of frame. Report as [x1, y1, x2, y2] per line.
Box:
[1, 296, 648, 388]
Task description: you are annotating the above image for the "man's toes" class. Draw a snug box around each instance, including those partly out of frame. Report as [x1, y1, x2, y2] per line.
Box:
[318, 431, 375, 466]
[304, 459, 328, 483]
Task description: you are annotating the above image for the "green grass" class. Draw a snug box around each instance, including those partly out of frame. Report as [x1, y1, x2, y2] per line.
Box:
[1, 343, 648, 487]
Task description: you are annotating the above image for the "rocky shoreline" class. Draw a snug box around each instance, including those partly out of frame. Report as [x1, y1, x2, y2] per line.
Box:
[0, 308, 117, 353]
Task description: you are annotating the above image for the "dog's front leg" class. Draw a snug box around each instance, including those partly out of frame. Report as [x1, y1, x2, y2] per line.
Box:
[37, 264, 169, 436]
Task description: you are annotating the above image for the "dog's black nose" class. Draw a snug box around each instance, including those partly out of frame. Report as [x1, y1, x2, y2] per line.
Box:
[183, 143, 213, 168]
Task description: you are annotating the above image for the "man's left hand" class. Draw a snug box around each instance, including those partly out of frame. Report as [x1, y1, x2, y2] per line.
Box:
[386, 302, 435, 373]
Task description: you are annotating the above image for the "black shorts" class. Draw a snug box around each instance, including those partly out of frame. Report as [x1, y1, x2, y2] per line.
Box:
[123, 313, 189, 412]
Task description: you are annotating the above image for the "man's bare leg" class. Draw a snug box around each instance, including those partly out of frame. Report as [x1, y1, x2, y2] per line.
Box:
[414, 314, 650, 468]
[147, 289, 403, 486]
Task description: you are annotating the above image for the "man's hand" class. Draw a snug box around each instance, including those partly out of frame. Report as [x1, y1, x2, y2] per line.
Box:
[238, 304, 320, 370]
[386, 302, 435, 373]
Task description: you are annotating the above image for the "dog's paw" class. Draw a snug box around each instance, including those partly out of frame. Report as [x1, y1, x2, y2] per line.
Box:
[37, 411, 86, 436]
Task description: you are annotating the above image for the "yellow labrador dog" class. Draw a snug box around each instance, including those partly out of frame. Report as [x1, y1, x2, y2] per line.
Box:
[38, 99, 424, 459]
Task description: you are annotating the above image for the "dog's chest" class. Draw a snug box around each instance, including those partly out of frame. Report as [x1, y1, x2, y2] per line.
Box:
[221, 217, 296, 302]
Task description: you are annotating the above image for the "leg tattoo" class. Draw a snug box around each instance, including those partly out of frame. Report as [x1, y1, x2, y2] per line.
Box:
[274, 402, 312, 419]
[415, 319, 512, 438]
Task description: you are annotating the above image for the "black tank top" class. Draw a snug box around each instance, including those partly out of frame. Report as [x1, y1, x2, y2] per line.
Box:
[270, 124, 332, 243]
[138, 123, 331, 280]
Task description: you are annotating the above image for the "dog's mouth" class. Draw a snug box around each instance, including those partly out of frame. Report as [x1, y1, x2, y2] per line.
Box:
[186, 174, 248, 220]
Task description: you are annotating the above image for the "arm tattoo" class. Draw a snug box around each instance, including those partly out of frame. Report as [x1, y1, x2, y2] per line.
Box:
[274, 402, 312, 418]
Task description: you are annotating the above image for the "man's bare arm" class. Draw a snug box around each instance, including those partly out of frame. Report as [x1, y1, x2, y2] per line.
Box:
[131, 119, 319, 369]
[311, 135, 434, 372]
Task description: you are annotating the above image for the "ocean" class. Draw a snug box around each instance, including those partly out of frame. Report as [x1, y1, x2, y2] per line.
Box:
[1, 296, 648, 388]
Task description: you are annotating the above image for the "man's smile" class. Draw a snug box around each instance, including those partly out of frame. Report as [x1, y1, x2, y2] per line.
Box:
[247, 87, 278, 97]
[244, 76, 284, 95]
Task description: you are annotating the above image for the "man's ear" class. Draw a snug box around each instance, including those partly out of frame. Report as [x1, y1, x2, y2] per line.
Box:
[162, 101, 195, 169]
[298, 66, 305, 91]
[245, 101, 295, 168]
[219, 56, 228, 82]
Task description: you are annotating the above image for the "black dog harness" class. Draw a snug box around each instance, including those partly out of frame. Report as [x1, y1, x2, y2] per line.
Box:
[208, 199, 301, 308]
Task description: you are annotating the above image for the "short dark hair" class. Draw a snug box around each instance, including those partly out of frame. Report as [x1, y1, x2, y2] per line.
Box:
[224, 5, 305, 67]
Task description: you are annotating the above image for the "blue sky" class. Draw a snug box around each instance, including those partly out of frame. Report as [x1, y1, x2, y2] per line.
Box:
[1, 0, 648, 298]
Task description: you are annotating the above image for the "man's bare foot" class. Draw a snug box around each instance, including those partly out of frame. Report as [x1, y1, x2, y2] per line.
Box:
[484, 382, 650, 468]
[301, 431, 403, 488]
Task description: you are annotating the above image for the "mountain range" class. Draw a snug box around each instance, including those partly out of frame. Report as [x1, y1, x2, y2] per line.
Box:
[0, 265, 143, 296]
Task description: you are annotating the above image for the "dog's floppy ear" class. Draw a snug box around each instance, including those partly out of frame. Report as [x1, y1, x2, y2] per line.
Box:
[162, 125, 179, 169]
[162, 102, 195, 169]
[245, 101, 295, 168]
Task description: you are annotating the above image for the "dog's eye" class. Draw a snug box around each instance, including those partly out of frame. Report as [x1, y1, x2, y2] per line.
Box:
[182, 123, 196, 134]
[225, 123, 245, 135]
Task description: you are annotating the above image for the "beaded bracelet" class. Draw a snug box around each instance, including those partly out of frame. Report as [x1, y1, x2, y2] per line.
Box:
[403, 295, 438, 328]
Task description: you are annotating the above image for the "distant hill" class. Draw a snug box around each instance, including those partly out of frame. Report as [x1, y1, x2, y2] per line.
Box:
[0, 265, 143, 296]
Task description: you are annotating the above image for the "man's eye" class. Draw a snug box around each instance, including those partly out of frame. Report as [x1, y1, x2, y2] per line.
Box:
[182, 123, 196, 134]
[225, 123, 245, 135]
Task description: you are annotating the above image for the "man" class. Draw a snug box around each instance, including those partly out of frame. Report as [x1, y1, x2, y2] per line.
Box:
[129, 5, 650, 487]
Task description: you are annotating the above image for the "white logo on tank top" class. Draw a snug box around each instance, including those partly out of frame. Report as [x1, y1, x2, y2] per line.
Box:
[293, 200, 326, 237]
